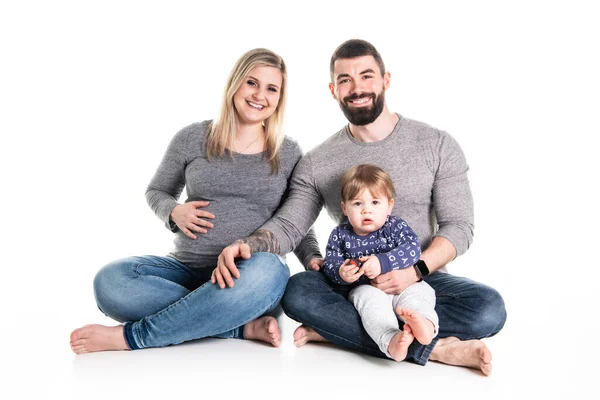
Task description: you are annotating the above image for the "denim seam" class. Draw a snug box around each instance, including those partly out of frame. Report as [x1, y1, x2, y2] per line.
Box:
[133, 260, 183, 275]
[135, 274, 189, 289]
[413, 336, 437, 366]
[436, 293, 458, 299]
[123, 322, 142, 350]
[141, 279, 214, 324]
[134, 322, 146, 348]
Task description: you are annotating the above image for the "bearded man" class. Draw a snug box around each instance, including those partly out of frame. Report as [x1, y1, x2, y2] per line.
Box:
[216, 39, 506, 375]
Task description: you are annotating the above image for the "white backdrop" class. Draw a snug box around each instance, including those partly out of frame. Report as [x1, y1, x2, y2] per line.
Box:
[1, 1, 598, 398]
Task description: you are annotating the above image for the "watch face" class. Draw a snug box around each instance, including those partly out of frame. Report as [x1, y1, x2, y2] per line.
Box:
[416, 260, 429, 276]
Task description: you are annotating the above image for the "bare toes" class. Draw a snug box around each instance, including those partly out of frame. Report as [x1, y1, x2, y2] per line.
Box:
[481, 363, 492, 376]
[480, 346, 492, 364]
[293, 326, 306, 339]
[72, 345, 87, 354]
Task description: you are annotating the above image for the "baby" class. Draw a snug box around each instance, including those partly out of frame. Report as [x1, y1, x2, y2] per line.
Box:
[323, 164, 439, 361]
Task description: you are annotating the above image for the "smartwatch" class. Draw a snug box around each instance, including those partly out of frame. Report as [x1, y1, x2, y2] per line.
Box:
[414, 260, 430, 281]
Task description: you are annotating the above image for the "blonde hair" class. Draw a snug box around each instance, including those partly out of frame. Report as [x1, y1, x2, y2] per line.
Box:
[206, 48, 287, 173]
[340, 164, 396, 201]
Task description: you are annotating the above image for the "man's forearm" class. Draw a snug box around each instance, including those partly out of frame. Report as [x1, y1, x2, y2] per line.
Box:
[234, 229, 281, 254]
[421, 236, 457, 273]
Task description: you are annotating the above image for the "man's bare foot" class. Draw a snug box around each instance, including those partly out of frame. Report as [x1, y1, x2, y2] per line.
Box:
[396, 307, 435, 345]
[430, 337, 493, 376]
[244, 316, 281, 347]
[70, 324, 129, 354]
[387, 325, 414, 362]
[292, 325, 327, 347]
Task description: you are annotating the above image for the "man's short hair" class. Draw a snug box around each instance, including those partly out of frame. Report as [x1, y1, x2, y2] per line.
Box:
[330, 39, 386, 82]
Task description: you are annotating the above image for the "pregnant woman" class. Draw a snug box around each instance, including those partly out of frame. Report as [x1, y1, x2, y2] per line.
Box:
[70, 48, 321, 354]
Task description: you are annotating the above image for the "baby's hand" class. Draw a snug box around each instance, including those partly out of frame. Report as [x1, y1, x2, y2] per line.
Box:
[339, 259, 364, 283]
[358, 256, 381, 279]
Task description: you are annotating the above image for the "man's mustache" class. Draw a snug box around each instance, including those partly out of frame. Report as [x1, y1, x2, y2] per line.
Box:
[343, 93, 375, 103]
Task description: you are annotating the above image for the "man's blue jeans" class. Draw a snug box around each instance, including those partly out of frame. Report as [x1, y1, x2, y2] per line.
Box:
[93, 253, 289, 350]
[282, 271, 506, 365]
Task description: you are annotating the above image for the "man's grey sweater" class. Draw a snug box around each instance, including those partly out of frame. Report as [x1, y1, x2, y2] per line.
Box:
[146, 121, 321, 269]
[261, 115, 474, 266]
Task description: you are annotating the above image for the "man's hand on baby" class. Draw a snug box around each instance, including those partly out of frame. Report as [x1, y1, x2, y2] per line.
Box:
[307, 257, 324, 271]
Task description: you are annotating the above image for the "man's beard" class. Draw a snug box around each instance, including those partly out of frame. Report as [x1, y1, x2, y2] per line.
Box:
[338, 88, 385, 126]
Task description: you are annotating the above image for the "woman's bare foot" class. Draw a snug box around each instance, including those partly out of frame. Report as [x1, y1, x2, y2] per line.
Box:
[292, 325, 327, 347]
[396, 307, 435, 345]
[430, 337, 493, 376]
[387, 325, 414, 362]
[70, 324, 129, 354]
[243, 316, 281, 347]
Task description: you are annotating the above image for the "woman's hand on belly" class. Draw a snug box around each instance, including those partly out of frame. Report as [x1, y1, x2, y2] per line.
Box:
[170, 201, 215, 239]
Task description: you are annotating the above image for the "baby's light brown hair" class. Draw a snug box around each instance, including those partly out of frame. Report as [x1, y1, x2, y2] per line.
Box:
[340, 164, 396, 202]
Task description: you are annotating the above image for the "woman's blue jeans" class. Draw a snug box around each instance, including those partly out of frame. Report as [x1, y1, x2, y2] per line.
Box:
[93, 253, 289, 350]
[282, 270, 506, 365]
